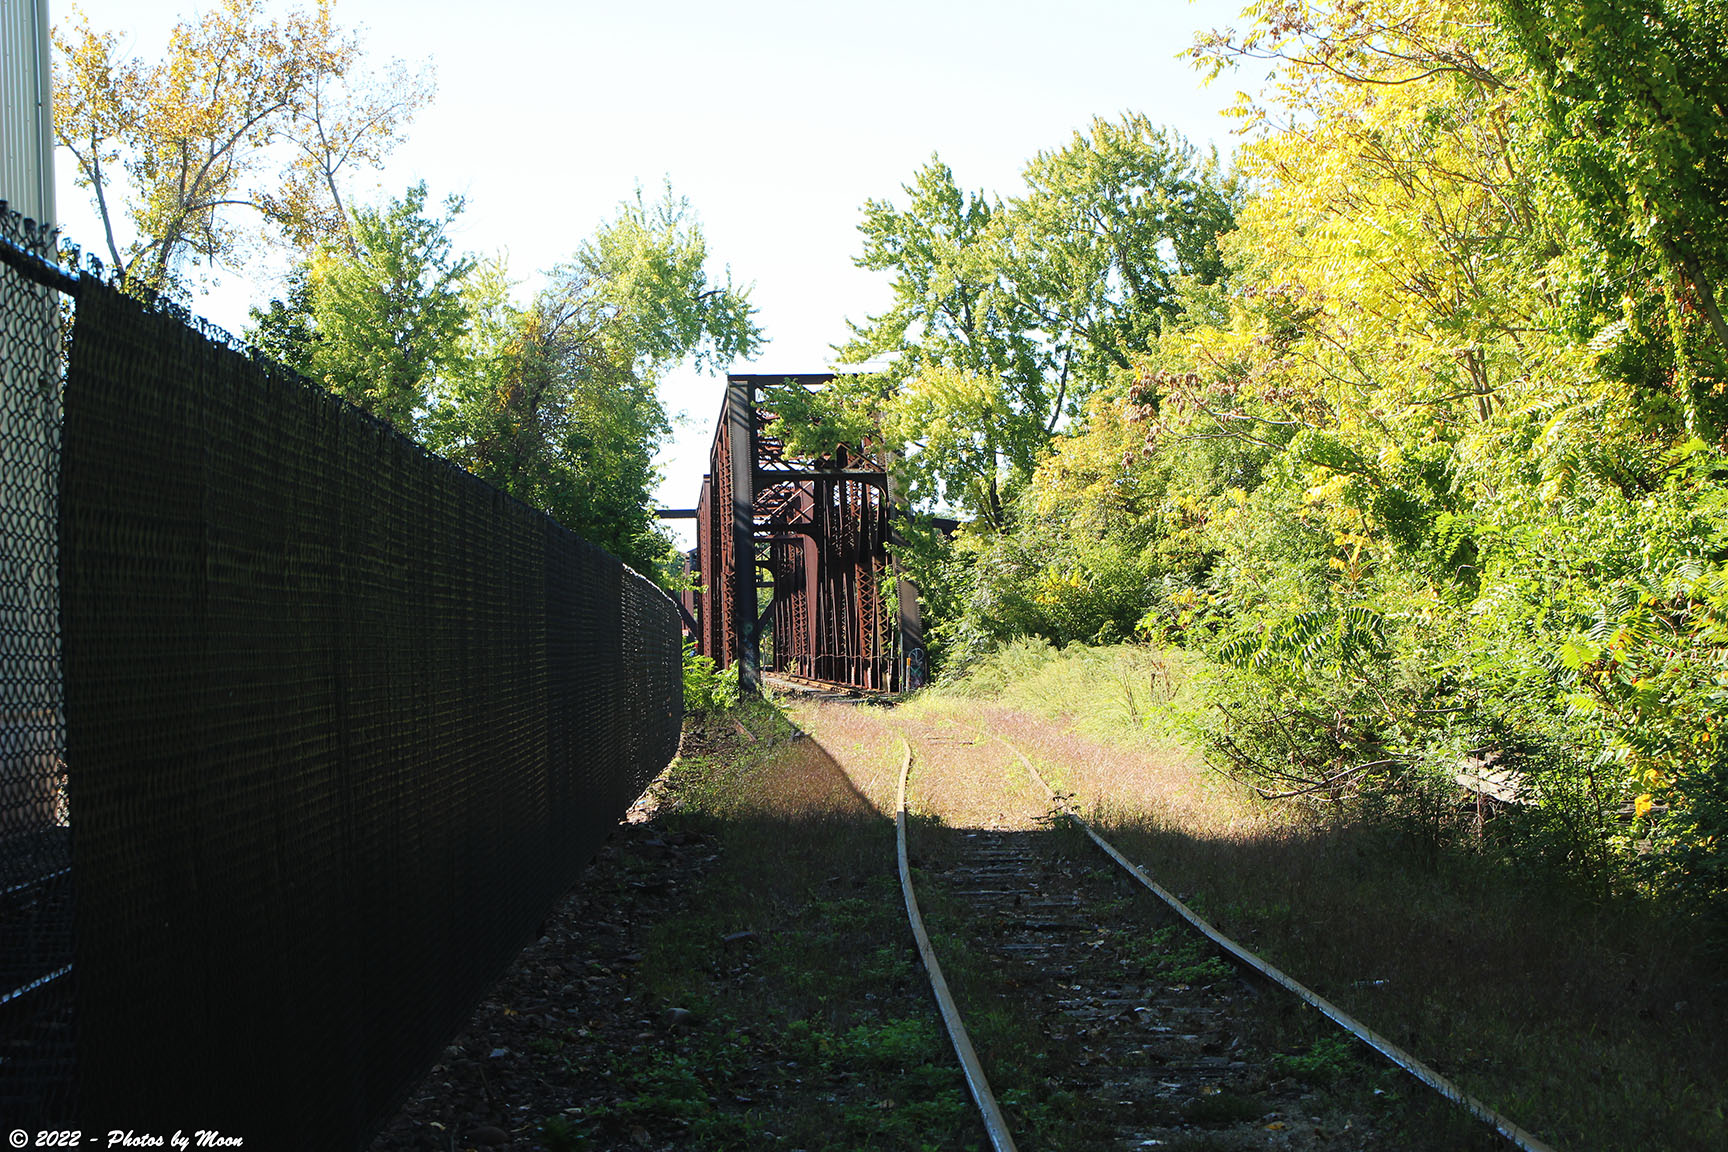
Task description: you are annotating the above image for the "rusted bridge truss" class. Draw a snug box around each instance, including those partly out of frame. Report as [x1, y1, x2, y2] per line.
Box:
[677, 375, 924, 693]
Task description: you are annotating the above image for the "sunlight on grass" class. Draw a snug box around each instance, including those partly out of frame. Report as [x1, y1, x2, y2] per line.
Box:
[935, 638, 1209, 751]
[899, 639, 1728, 1152]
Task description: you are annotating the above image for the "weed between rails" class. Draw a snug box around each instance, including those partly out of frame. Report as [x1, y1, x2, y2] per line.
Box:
[580, 695, 1470, 1151]
[896, 811, 1491, 1151]
[379, 680, 1721, 1151]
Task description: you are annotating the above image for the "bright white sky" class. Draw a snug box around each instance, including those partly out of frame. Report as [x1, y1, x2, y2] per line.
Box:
[51, 0, 1252, 546]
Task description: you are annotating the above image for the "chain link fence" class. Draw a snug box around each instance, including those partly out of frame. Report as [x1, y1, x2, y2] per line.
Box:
[0, 204, 684, 1146]
[0, 203, 72, 1126]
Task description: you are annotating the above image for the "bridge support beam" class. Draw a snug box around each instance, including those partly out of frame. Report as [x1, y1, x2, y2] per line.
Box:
[691, 374, 921, 694]
[726, 375, 759, 691]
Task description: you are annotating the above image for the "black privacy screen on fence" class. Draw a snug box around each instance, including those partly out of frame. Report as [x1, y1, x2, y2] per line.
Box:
[36, 271, 683, 1146]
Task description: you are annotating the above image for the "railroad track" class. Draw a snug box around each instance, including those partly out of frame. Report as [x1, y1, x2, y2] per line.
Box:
[896, 730, 1561, 1152]
[761, 671, 896, 702]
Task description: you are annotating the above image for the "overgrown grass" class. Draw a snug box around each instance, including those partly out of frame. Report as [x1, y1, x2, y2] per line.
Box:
[937, 636, 1210, 751]
[580, 662, 1722, 1150]
[795, 697, 1492, 1150]
[932, 638, 1728, 1152]
[573, 694, 985, 1151]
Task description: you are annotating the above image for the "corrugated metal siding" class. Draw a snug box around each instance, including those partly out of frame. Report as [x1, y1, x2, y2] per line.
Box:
[1, 0, 55, 225]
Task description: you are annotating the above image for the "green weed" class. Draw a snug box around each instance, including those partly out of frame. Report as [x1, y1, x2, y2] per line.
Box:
[1269, 1034, 1356, 1085]
[682, 644, 741, 714]
[538, 1113, 586, 1152]
[1126, 925, 1235, 985]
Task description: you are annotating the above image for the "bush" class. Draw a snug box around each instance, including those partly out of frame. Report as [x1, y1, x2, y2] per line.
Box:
[682, 644, 740, 714]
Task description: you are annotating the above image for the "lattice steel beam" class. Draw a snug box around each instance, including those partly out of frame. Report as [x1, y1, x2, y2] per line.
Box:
[692, 374, 924, 693]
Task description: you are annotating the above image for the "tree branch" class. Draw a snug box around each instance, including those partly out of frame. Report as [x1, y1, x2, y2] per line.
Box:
[1659, 233, 1728, 355]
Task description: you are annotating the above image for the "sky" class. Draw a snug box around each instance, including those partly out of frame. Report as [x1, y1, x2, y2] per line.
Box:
[49, 0, 1253, 547]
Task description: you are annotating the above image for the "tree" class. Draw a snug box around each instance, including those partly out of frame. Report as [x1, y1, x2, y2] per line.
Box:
[249, 184, 470, 431]
[573, 184, 762, 378]
[1006, 114, 1237, 411]
[836, 158, 1035, 525]
[1482, 0, 1728, 913]
[1493, 0, 1728, 435]
[246, 264, 318, 367]
[425, 261, 672, 568]
[425, 188, 763, 570]
[54, 0, 431, 297]
[306, 184, 470, 428]
[249, 183, 757, 570]
[791, 120, 1237, 528]
[1124, 0, 1728, 901]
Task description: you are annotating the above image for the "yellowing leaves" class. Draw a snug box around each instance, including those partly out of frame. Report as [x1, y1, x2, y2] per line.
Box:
[54, 0, 433, 295]
[1032, 569, 1090, 609]
[1304, 472, 1351, 505]
[1027, 395, 1156, 533]
[1190, 0, 1556, 455]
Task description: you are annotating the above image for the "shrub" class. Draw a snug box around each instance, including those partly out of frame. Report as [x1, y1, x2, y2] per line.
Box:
[682, 644, 740, 714]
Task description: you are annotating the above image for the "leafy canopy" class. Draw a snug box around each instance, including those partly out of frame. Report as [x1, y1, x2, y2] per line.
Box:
[54, 0, 431, 296]
[773, 115, 1238, 528]
[250, 184, 762, 573]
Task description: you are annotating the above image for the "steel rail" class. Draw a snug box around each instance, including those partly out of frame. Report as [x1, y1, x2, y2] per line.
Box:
[761, 671, 908, 704]
[895, 740, 1020, 1152]
[985, 732, 1562, 1152]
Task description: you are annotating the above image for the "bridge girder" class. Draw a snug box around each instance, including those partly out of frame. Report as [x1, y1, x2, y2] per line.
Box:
[682, 375, 925, 693]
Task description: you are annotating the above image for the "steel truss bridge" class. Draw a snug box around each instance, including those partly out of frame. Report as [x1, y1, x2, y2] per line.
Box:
[662, 375, 925, 694]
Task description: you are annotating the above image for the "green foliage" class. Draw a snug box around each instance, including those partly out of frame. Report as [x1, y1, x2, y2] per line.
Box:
[306, 184, 472, 428]
[1216, 607, 1387, 681]
[827, 148, 1044, 523]
[426, 188, 761, 571]
[683, 645, 741, 714]
[950, 529, 1152, 657]
[564, 182, 763, 379]
[250, 183, 759, 574]
[1126, 925, 1235, 986]
[1268, 1035, 1358, 1086]
[254, 182, 471, 429]
[1493, 0, 1728, 434]
[422, 255, 678, 570]
[246, 267, 319, 368]
[902, 1, 1728, 923]
[1010, 114, 1238, 390]
[783, 1016, 944, 1073]
[771, 117, 1237, 529]
[539, 1113, 587, 1152]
